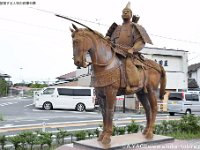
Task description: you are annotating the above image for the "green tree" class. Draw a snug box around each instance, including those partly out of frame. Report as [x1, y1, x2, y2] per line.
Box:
[0, 135, 7, 150]
[0, 78, 8, 97]
[30, 83, 48, 88]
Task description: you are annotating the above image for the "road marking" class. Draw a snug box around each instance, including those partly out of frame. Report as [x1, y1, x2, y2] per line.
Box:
[3, 124, 13, 127]
[24, 103, 34, 107]
[0, 102, 18, 106]
[53, 110, 67, 113]
[14, 118, 49, 123]
[0, 117, 181, 133]
[32, 109, 44, 111]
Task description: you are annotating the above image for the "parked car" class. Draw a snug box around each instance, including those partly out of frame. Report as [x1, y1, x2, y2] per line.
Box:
[34, 86, 95, 111]
[167, 92, 200, 116]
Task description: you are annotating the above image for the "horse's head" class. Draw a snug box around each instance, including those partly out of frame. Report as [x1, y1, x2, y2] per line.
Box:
[70, 24, 93, 68]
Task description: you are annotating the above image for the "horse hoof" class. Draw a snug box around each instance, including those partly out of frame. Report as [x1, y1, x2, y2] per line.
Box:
[145, 133, 153, 139]
[97, 133, 105, 141]
[142, 128, 148, 135]
[102, 136, 111, 145]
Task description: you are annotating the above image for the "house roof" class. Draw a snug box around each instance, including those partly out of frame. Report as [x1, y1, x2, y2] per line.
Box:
[188, 78, 199, 88]
[56, 71, 76, 80]
[0, 73, 11, 78]
[188, 62, 200, 73]
[145, 46, 188, 52]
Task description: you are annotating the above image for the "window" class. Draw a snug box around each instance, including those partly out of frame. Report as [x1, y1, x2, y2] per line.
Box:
[168, 93, 183, 100]
[57, 88, 73, 96]
[159, 60, 163, 65]
[164, 60, 168, 66]
[192, 94, 199, 101]
[43, 88, 55, 95]
[185, 94, 193, 101]
[57, 88, 91, 96]
[74, 89, 91, 96]
[185, 94, 199, 101]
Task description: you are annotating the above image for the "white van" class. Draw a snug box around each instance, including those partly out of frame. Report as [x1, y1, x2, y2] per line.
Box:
[167, 92, 200, 116]
[34, 86, 95, 111]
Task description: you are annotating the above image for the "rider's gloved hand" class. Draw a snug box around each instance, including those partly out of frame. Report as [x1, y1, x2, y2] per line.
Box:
[127, 48, 134, 56]
[105, 36, 111, 40]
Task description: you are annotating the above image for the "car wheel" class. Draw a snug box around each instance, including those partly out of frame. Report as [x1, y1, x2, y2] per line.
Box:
[169, 112, 175, 116]
[43, 102, 53, 110]
[76, 103, 85, 112]
[185, 109, 191, 115]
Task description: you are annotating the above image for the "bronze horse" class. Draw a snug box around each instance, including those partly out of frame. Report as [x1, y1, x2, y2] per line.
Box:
[70, 24, 166, 145]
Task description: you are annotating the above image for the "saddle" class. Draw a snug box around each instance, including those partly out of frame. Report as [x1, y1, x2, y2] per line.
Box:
[119, 54, 145, 89]
[115, 48, 161, 93]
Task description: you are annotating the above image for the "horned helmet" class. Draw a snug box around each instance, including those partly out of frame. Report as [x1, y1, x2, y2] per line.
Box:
[121, 2, 132, 21]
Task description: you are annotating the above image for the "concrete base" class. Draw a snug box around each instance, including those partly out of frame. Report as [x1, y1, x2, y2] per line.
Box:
[73, 133, 174, 150]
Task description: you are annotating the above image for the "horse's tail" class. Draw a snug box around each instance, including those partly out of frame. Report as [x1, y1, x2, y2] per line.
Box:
[159, 65, 166, 100]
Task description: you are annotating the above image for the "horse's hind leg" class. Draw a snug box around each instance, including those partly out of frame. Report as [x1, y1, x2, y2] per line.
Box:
[145, 87, 157, 139]
[136, 91, 152, 135]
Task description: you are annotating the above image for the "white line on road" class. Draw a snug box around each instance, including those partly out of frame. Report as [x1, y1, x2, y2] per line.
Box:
[24, 103, 34, 107]
[32, 109, 44, 111]
[0, 102, 18, 106]
[14, 118, 49, 123]
[3, 124, 13, 127]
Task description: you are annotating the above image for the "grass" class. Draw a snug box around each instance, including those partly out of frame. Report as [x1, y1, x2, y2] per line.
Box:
[165, 132, 200, 140]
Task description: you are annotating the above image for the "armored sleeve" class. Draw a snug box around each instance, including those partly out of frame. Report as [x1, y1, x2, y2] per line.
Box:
[132, 23, 153, 45]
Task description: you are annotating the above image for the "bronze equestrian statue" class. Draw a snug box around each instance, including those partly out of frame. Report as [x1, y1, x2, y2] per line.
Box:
[70, 2, 166, 145]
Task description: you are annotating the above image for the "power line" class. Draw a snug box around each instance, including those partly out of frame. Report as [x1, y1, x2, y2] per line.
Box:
[151, 34, 200, 44]
[188, 54, 200, 61]
[1, 7, 200, 45]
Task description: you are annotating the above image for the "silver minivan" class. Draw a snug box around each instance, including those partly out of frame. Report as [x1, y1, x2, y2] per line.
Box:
[167, 92, 200, 116]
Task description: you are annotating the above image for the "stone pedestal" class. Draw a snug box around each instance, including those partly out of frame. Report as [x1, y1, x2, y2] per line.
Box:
[73, 133, 174, 149]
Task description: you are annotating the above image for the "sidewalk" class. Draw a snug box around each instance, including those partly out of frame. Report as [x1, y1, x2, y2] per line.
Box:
[134, 139, 200, 150]
[57, 139, 200, 150]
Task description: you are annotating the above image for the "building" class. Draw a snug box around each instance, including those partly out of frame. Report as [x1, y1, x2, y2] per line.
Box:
[54, 71, 78, 86]
[0, 73, 11, 79]
[142, 47, 188, 91]
[188, 62, 200, 88]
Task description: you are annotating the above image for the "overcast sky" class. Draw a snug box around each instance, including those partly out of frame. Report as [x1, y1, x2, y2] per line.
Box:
[0, 0, 200, 83]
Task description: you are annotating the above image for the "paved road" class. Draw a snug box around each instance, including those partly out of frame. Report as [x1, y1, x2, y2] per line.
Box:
[0, 96, 182, 136]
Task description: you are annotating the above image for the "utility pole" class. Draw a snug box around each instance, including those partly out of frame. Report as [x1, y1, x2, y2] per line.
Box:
[20, 67, 23, 97]
[123, 94, 126, 113]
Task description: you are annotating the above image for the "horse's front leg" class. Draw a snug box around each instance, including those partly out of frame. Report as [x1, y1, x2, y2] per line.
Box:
[101, 86, 117, 145]
[96, 92, 107, 142]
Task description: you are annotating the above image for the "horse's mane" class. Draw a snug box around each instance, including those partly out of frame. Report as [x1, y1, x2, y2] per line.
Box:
[72, 28, 105, 40]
